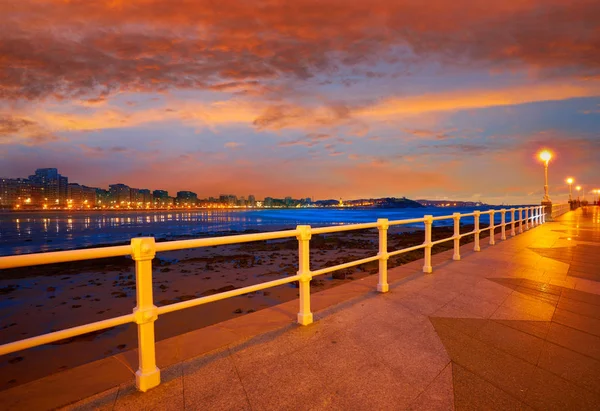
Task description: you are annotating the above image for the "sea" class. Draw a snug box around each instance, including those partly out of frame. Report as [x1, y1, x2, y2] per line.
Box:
[0, 206, 531, 256]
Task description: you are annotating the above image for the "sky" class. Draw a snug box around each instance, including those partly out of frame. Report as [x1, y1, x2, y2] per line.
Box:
[1, 0, 599, 205]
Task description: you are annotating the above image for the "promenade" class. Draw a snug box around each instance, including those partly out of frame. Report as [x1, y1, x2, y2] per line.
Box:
[4, 207, 600, 410]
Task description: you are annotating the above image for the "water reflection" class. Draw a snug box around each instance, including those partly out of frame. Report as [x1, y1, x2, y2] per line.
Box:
[0, 207, 509, 256]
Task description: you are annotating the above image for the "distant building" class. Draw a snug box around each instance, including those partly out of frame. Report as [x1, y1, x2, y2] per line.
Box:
[264, 197, 273, 207]
[68, 184, 97, 208]
[138, 189, 153, 205]
[129, 188, 141, 204]
[219, 194, 237, 206]
[176, 191, 198, 205]
[82, 185, 97, 207]
[96, 188, 111, 207]
[109, 184, 131, 205]
[28, 168, 69, 206]
[248, 195, 256, 207]
[0, 178, 38, 208]
[153, 190, 169, 207]
[68, 183, 83, 207]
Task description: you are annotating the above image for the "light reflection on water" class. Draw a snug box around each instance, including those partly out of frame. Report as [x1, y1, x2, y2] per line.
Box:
[0, 207, 515, 256]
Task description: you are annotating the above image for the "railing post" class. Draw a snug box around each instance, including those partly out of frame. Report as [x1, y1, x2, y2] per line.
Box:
[510, 208, 516, 237]
[377, 219, 389, 293]
[452, 213, 461, 261]
[530, 207, 535, 227]
[534, 206, 539, 226]
[500, 209, 506, 240]
[489, 210, 496, 245]
[296, 225, 313, 325]
[538, 206, 543, 225]
[518, 208, 523, 234]
[525, 207, 530, 230]
[474, 211, 481, 251]
[131, 237, 160, 392]
[423, 215, 433, 273]
[542, 205, 546, 223]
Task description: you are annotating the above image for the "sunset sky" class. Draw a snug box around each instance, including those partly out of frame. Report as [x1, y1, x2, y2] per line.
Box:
[1, 0, 599, 204]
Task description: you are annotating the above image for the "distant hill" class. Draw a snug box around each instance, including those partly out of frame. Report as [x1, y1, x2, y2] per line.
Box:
[315, 197, 424, 208]
[416, 199, 487, 207]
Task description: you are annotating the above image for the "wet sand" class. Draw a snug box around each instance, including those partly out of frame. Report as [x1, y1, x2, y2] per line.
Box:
[0, 224, 489, 390]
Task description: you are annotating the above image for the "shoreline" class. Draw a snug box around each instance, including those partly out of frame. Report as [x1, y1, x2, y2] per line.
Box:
[0, 224, 490, 391]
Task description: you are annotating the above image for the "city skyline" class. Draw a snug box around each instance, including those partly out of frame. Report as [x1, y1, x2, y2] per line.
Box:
[1, 167, 499, 208]
[1, 1, 599, 204]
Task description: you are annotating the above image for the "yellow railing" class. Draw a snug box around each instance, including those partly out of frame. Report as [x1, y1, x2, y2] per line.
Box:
[0, 205, 546, 392]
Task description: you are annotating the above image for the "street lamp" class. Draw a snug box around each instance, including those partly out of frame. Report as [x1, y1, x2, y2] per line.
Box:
[576, 186, 581, 202]
[539, 150, 552, 203]
[566, 178, 574, 201]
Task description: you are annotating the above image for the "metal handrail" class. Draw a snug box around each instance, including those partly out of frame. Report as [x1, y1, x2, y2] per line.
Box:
[0, 205, 547, 392]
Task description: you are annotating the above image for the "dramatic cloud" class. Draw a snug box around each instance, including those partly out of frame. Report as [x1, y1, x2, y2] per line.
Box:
[0, 115, 58, 144]
[2, 0, 600, 102]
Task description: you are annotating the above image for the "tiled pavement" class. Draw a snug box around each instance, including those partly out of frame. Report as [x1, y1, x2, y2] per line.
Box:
[11, 207, 600, 410]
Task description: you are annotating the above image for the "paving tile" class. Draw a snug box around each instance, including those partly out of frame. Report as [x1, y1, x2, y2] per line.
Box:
[475, 320, 544, 364]
[407, 363, 454, 411]
[492, 292, 556, 321]
[183, 352, 250, 410]
[376, 322, 450, 388]
[452, 363, 532, 411]
[113, 364, 183, 411]
[235, 346, 332, 411]
[524, 366, 600, 410]
[560, 287, 600, 306]
[433, 293, 501, 319]
[430, 318, 536, 399]
[397, 290, 454, 316]
[320, 359, 420, 411]
[558, 296, 600, 320]
[537, 340, 600, 395]
[59, 386, 119, 411]
[491, 319, 551, 340]
[546, 322, 600, 360]
[552, 308, 600, 337]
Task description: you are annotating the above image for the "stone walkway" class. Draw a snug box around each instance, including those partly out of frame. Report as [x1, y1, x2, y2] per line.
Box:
[18, 207, 600, 409]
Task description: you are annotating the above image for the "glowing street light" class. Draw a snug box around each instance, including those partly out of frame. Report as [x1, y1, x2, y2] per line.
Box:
[539, 150, 552, 203]
[566, 178, 574, 201]
[576, 185, 582, 202]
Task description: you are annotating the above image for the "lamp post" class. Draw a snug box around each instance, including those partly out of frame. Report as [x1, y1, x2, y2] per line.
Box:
[539, 150, 552, 203]
[576, 186, 581, 203]
[566, 178, 574, 202]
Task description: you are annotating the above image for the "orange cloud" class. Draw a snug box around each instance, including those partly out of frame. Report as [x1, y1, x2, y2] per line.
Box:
[2, 0, 599, 102]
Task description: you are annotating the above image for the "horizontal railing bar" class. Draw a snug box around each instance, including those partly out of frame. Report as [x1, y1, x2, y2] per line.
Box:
[156, 274, 301, 315]
[460, 212, 475, 217]
[0, 313, 134, 356]
[311, 222, 379, 235]
[431, 237, 454, 246]
[459, 230, 476, 238]
[0, 245, 133, 270]
[431, 215, 453, 221]
[311, 255, 380, 277]
[388, 217, 426, 226]
[155, 229, 299, 252]
[388, 243, 426, 257]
